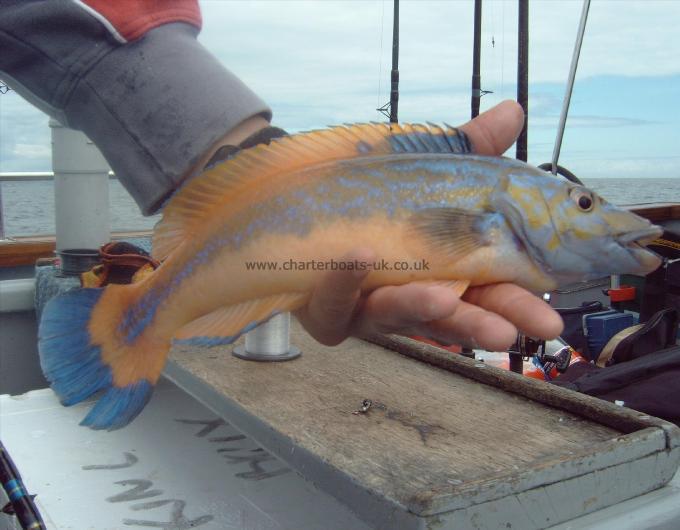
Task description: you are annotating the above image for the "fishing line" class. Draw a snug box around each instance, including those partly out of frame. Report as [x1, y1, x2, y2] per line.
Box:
[488, 0, 497, 104]
[377, 0, 386, 111]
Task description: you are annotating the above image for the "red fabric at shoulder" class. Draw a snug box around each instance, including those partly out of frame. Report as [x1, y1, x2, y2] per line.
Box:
[77, 0, 202, 42]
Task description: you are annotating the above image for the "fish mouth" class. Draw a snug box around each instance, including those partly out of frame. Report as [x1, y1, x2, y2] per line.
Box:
[616, 226, 663, 247]
[617, 225, 663, 272]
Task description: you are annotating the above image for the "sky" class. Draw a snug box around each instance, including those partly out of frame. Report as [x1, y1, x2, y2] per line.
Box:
[1, 0, 679, 183]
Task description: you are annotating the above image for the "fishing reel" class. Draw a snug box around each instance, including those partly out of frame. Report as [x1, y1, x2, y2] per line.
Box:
[507, 334, 573, 375]
[506, 293, 573, 375]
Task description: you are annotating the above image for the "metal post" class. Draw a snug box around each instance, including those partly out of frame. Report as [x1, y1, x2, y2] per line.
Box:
[389, 0, 400, 123]
[50, 120, 110, 252]
[516, 0, 529, 162]
[550, 0, 591, 174]
[233, 313, 301, 362]
[471, 0, 483, 119]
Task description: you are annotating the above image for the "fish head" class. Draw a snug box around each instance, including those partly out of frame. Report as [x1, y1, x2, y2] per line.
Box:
[492, 172, 663, 288]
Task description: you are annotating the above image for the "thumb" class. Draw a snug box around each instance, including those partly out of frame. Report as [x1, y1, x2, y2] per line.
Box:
[295, 248, 374, 346]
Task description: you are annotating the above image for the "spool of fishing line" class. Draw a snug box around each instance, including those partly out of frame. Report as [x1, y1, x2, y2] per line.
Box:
[233, 313, 301, 362]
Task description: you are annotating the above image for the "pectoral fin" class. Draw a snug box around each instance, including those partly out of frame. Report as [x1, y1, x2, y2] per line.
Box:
[409, 208, 490, 261]
[172, 292, 309, 347]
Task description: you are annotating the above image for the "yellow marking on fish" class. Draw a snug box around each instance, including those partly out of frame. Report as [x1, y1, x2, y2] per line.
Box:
[508, 185, 548, 229]
[546, 232, 561, 251]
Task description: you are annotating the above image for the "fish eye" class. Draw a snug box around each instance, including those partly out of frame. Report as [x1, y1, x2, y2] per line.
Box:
[570, 188, 594, 212]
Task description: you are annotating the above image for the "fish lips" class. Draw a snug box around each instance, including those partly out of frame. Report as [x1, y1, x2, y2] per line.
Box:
[616, 225, 664, 272]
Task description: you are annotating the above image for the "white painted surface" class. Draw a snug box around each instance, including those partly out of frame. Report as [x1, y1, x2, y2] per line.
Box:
[0, 278, 35, 313]
[0, 379, 371, 530]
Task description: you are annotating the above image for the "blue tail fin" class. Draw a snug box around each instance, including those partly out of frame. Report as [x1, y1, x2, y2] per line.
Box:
[38, 288, 155, 430]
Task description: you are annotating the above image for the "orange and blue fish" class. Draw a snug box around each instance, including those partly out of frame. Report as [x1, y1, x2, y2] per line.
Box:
[38, 123, 662, 430]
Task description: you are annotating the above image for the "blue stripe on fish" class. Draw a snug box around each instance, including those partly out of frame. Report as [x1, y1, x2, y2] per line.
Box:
[120, 288, 164, 343]
[356, 140, 372, 154]
[120, 239, 229, 343]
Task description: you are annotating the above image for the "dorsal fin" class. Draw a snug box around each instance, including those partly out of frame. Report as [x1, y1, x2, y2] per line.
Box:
[152, 123, 471, 260]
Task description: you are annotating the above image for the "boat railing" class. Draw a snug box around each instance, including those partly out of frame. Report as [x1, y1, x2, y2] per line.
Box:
[0, 172, 59, 181]
[0, 123, 298, 360]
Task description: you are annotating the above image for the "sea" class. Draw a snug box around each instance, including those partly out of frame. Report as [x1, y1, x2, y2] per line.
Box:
[1, 177, 678, 237]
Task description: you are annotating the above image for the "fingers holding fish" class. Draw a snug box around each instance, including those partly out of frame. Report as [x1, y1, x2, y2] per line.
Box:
[350, 282, 462, 338]
[462, 283, 564, 341]
[389, 284, 563, 352]
[420, 301, 520, 352]
[295, 248, 374, 346]
[459, 100, 524, 155]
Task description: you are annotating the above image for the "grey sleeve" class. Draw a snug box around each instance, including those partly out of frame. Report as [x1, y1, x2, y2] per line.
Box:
[0, 1, 272, 215]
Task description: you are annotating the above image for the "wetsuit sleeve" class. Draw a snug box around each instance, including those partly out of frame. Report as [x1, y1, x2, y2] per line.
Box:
[0, 0, 272, 215]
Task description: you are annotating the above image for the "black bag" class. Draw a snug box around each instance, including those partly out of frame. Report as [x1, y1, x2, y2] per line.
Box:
[596, 308, 679, 366]
[552, 345, 680, 426]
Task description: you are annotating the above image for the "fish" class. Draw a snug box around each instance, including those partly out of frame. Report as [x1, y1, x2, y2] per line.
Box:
[38, 123, 663, 430]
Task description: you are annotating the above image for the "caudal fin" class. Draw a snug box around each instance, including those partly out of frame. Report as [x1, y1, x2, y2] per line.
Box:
[38, 286, 164, 430]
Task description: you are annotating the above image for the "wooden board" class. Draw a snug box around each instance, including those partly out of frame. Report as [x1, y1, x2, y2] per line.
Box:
[166, 322, 680, 530]
[0, 231, 151, 267]
[628, 202, 680, 223]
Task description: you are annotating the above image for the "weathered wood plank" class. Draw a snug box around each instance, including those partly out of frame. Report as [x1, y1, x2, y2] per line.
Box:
[369, 334, 680, 444]
[166, 319, 680, 528]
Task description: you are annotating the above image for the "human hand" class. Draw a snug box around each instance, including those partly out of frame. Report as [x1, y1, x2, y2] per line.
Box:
[295, 100, 564, 351]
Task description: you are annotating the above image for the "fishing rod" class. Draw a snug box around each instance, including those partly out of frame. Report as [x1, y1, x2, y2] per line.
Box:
[471, 0, 482, 119]
[471, 0, 493, 120]
[0, 441, 46, 529]
[516, 0, 529, 162]
[377, 0, 399, 123]
[390, 0, 399, 123]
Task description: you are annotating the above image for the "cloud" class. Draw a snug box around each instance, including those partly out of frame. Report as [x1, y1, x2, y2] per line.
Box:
[12, 143, 51, 158]
[531, 114, 656, 130]
[1, 0, 678, 179]
[0, 91, 51, 172]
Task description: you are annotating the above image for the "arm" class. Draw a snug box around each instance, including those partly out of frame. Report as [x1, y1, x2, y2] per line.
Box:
[0, 0, 270, 215]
